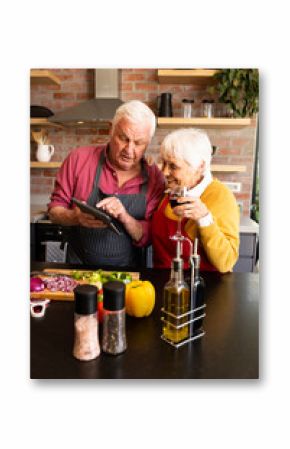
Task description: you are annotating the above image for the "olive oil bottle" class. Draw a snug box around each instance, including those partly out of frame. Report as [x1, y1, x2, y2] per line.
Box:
[162, 258, 190, 343]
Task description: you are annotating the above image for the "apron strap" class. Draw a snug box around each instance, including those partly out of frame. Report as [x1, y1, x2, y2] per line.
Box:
[87, 149, 106, 206]
[140, 158, 148, 195]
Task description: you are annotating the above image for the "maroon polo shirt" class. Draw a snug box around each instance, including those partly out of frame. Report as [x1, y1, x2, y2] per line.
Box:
[48, 145, 165, 246]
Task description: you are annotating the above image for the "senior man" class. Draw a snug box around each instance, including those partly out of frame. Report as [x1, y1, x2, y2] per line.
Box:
[48, 100, 165, 267]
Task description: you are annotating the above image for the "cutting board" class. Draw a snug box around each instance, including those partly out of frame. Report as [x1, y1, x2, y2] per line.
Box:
[30, 269, 140, 301]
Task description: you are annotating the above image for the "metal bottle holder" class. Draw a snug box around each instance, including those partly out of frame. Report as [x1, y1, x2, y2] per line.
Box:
[161, 237, 206, 348]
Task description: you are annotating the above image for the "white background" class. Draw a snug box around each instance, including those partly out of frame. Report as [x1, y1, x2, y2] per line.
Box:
[1, 0, 289, 448]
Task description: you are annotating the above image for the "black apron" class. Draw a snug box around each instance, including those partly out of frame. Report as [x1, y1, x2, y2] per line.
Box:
[65, 150, 148, 267]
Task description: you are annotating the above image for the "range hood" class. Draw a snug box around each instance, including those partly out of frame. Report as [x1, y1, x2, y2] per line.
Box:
[49, 69, 123, 126]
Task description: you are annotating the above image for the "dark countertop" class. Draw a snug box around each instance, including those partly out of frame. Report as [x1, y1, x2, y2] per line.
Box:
[30, 262, 259, 379]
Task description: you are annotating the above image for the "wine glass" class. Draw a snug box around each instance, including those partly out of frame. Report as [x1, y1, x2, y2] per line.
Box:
[168, 186, 189, 248]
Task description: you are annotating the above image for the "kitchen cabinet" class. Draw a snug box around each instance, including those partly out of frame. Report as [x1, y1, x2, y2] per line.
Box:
[233, 217, 259, 272]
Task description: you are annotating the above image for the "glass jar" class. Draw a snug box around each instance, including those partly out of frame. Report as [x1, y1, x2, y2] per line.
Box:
[182, 99, 194, 118]
[102, 281, 127, 355]
[224, 101, 234, 117]
[201, 99, 215, 118]
[73, 284, 100, 361]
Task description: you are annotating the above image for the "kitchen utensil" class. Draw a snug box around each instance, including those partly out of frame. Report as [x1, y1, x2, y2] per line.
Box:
[30, 299, 50, 318]
[31, 129, 48, 144]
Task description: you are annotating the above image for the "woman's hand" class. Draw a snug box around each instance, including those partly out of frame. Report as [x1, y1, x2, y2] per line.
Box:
[173, 196, 209, 221]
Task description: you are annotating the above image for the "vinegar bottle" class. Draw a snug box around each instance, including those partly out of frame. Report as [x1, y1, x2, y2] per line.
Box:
[192, 239, 205, 335]
[162, 257, 190, 344]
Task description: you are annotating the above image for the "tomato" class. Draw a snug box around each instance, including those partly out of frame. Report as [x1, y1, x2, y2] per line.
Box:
[97, 300, 104, 323]
[97, 288, 104, 323]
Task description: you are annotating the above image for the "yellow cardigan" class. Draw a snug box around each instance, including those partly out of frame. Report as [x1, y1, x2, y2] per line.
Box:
[164, 178, 240, 272]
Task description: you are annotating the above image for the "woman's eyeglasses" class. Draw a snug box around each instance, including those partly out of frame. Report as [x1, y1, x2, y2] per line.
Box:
[30, 299, 50, 318]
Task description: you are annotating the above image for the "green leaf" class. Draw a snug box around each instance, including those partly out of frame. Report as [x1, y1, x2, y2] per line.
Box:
[213, 69, 259, 117]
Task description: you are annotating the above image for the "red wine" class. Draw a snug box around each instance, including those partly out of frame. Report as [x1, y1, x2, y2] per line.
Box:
[170, 198, 189, 208]
[169, 198, 179, 208]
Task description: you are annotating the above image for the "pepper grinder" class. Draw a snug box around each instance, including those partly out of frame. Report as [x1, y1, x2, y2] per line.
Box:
[102, 281, 127, 355]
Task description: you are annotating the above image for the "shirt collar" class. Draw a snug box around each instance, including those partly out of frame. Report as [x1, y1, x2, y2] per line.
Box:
[187, 170, 213, 197]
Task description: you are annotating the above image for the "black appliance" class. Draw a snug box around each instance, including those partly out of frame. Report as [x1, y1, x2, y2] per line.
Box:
[31, 222, 66, 263]
[30, 221, 153, 267]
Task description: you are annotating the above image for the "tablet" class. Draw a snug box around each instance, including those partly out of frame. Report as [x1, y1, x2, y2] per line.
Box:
[71, 197, 122, 235]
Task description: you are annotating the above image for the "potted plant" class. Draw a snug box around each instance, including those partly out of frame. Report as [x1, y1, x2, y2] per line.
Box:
[208, 69, 259, 117]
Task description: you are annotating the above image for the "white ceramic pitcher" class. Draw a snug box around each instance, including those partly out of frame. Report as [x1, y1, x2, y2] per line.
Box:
[36, 144, 55, 162]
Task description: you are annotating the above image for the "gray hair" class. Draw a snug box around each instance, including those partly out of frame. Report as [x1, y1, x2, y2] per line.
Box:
[160, 128, 212, 173]
[111, 100, 156, 138]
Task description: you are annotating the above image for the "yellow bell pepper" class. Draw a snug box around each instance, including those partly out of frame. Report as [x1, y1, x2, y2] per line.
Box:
[125, 280, 155, 317]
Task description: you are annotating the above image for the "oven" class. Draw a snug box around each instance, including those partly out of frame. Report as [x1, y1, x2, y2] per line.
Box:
[31, 221, 67, 263]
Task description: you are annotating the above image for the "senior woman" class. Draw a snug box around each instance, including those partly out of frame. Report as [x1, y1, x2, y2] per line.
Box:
[151, 128, 240, 272]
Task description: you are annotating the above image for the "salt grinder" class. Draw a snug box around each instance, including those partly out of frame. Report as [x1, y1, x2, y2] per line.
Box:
[73, 284, 100, 361]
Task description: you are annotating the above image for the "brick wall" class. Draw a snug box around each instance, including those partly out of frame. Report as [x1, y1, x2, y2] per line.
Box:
[30, 68, 258, 215]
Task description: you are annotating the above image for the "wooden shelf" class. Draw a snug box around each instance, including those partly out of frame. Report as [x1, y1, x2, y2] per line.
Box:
[157, 69, 218, 84]
[30, 70, 61, 86]
[157, 117, 252, 129]
[30, 161, 61, 169]
[30, 118, 64, 129]
[30, 161, 245, 173]
[211, 164, 246, 173]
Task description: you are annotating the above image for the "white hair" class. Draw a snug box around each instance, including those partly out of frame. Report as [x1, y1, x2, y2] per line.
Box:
[160, 128, 212, 173]
[111, 100, 156, 138]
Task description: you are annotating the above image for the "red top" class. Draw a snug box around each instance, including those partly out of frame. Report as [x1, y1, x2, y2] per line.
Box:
[48, 145, 165, 246]
[152, 195, 216, 270]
